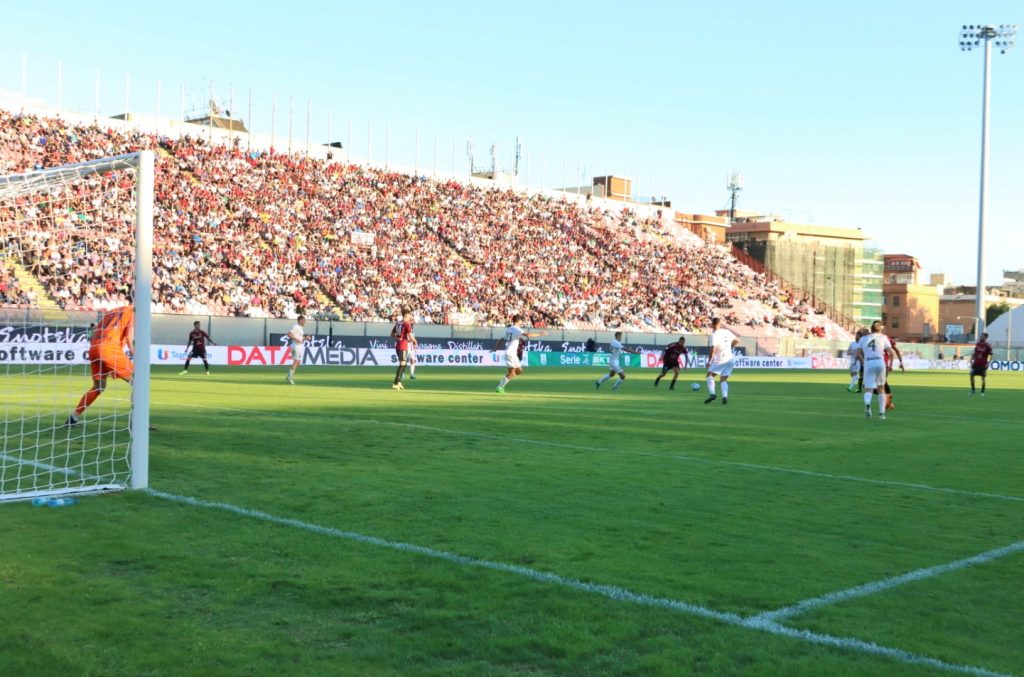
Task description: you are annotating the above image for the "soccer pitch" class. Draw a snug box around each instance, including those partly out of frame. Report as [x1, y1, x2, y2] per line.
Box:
[2, 366, 1022, 676]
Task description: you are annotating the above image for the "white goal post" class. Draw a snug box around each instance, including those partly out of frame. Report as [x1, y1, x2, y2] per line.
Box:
[0, 150, 153, 502]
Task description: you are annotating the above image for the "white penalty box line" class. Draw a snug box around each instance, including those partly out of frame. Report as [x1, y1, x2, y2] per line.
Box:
[146, 488, 1017, 677]
[155, 400, 1024, 504]
[751, 538, 1024, 624]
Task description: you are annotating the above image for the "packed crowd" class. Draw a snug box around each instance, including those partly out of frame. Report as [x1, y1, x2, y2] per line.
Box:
[0, 263, 32, 306]
[0, 109, 845, 337]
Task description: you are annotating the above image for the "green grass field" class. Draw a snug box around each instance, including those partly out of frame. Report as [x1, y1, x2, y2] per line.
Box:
[2, 366, 1022, 676]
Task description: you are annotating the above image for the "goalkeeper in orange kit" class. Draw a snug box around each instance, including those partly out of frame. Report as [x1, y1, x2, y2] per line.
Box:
[65, 305, 134, 426]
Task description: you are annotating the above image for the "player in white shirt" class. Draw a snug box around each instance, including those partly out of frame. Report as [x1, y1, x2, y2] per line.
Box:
[494, 314, 546, 393]
[285, 315, 306, 385]
[854, 320, 896, 419]
[704, 317, 739, 405]
[847, 328, 866, 392]
[595, 331, 641, 391]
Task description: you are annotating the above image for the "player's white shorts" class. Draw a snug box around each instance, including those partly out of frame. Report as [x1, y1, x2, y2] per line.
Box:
[289, 343, 303, 362]
[609, 358, 622, 374]
[505, 353, 521, 370]
[863, 360, 886, 389]
[849, 358, 862, 375]
[708, 359, 734, 377]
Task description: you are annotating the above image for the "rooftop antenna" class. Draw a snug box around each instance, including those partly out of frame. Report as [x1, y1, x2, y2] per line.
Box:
[727, 171, 744, 223]
[514, 136, 522, 176]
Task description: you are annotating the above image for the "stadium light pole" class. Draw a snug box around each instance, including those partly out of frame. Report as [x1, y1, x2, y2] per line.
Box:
[959, 24, 1018, 338]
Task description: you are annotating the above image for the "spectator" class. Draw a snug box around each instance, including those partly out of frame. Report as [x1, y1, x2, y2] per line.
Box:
[0, 109, 849, 340]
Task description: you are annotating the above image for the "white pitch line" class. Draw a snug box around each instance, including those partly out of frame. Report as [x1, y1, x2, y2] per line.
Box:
[153, 400, 1024, 503]
[750, 538, 1024, 623]
[145, 488, 1015, 677]
[0, 451, 79, 476]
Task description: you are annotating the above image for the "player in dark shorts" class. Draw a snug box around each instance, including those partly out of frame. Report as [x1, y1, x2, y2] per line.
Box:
[654, 337, 688, 389]
[180, 321, 216, 375]
[391, 309, 417, 390]
[969, 332, 993, 395]
[881, 333, 904, 410]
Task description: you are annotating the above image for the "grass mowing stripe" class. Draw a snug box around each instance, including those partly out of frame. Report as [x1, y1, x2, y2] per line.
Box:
[751, 539, 1024, 623]
[154, 400, 1024, 503]
[159, 378, 1024, 427]
[145, 487, 1015, 677]
[710, 461, 1024, 504]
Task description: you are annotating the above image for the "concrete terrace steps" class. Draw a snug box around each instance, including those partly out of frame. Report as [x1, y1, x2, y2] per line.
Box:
[4, 258, 73, 322]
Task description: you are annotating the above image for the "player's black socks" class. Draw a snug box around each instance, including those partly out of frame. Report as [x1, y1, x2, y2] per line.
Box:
[394, 365, 405, 385]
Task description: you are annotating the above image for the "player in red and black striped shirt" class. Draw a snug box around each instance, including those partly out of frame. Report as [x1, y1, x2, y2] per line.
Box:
[969, 333, 993, 395]
[654, 337, 689, 390]
[391, 310, 417, 390]
[179, 321, 216, 375]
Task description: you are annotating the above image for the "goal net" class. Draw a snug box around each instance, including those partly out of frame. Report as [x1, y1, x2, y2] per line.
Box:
[0, 151, 153, 503]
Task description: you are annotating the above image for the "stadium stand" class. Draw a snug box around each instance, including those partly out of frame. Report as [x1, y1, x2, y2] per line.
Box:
[0, 262, 32, 306]
[0, 108, 848, 338]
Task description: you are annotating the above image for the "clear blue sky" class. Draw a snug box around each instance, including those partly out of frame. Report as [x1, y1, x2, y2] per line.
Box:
[2, 1, 1021, 285]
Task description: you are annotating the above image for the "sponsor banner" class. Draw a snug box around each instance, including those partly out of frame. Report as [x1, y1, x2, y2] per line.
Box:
[810, 355, 851, 370]
[640, 353, 809, 369]
[224, 345, 506, 367]
[269, 333, 493, 352]
[735, 356, 812, 369]
[268, 333, 727, 357]
[405, 349, 506, 368]
[526, 352, 643, 368]
[151, 345, 229, 364]
[0, 342, 89, 364]
[0, 325, 90, 344]
[642, 351, 699, 369]
[902, 358, 968, 371]
[4, 342, 1007, 372]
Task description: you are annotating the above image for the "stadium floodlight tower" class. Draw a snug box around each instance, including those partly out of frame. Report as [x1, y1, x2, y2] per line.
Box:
[959, 23, 1018, 337]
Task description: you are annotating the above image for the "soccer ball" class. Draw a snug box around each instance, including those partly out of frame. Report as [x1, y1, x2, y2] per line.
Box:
[691, 383, 700, 391]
